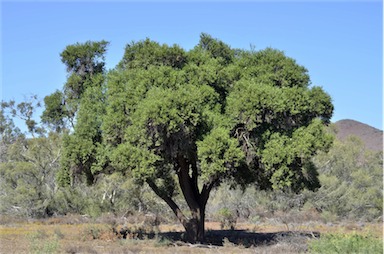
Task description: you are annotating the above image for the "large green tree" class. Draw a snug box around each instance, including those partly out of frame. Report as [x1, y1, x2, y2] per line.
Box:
[58, 34, 333, 242]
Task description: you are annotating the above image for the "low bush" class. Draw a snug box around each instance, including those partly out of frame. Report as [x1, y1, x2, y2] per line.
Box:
[28, 230, 60, 254]
[80, 224, 116, 241]
[216, 207, 237, 230]
[308, 233, 383, 254]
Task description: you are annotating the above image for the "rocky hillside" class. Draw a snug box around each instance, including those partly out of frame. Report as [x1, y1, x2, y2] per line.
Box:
[334, 119, 383, 152]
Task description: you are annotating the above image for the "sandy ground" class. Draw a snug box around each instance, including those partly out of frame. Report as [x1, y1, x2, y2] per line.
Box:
[0, 219, 382, 254]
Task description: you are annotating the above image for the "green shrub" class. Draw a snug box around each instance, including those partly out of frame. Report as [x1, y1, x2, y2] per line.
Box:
[28, 230, 60, 254]
[81, 224, 109, 240]
[216, 207, 236, 230]
[308, 233, 383, 254]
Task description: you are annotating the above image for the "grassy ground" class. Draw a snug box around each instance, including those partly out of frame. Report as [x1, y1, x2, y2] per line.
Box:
[0, 215, 382, 254]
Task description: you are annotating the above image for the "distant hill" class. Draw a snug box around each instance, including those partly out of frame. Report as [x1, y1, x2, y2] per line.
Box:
[334, 119, 383, 152]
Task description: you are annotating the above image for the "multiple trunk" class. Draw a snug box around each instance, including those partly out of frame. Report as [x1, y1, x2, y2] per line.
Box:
[147, 155, 216, 243]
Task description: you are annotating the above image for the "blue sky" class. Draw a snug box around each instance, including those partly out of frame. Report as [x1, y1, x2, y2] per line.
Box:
[1, 1, 383, 130]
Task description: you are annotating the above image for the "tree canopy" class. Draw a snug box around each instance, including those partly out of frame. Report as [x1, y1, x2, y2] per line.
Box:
[42, 40, 109, 132]
[54, 34, 333, 242]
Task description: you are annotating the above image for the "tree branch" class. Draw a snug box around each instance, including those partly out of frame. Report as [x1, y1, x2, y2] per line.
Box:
[146, 178, 188, 226]
[201, 176, 220, 208]
[177, 155, 200, 211]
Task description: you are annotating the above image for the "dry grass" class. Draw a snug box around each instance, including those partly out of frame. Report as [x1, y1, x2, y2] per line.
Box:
[0, 214, 382, 254]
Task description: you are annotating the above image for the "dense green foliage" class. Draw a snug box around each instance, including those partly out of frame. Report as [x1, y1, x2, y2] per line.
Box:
[58, 35, 333, 190]
[308, 233, 383, 254]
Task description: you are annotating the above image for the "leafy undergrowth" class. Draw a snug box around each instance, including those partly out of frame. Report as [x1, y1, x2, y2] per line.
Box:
[308, 233, 383, 254]
[0, 216, 382, 253]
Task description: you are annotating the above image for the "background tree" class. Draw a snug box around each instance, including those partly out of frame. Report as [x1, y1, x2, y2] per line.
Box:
[0, 132, 63, 217]
[59, 34, 333, 243]
[1, 97, 112, 218]
[308, 136, 383, 221]
[0, 99, 61, 217]
[0, 108, 22, 162]
[1, 96, 45, 137]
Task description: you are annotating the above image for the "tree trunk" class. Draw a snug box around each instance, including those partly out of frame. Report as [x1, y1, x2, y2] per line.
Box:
[183, 207, 205, 243]
[147, 156, 217, 243]
[175, 155, 209, 243]
[148, 176, 215, 243]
